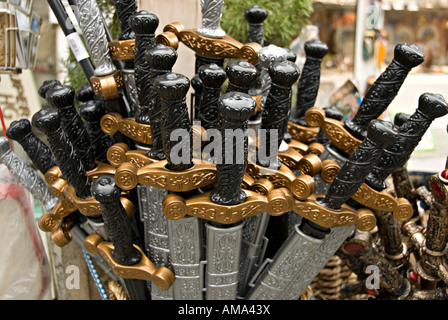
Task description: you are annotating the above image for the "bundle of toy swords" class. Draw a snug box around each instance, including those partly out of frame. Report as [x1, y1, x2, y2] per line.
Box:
[2, 0, 448, 301]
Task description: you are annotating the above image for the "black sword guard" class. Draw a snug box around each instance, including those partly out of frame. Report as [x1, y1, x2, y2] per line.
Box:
[154, 72, 193, 171]
[91, 174, 141, 266]
[345, 43, 425, 140]
[197, 63, 227, 130]
[321, 119, 399, 210]
[225, 59, 257, 94]
[6, 118, 57, 175]
[32, 108, 91, 199]
[259, 60, 300, 168]
[129, 10, 159, 125]
[210, 91, 256, 205]
[78, 99, 114, 164]
[292, 40, 328, 126]
[46, 85, 97, 172]
[114, 0, 138, 41]
[366, 93, 448, 191]
[144, 44, 178, 160]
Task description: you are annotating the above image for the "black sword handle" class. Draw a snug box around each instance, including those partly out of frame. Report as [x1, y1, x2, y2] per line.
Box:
[210, 92, 256, 206]
[144, 44, 178, 160]
[154, 73, 193, 171]
[75, 85, 95, 103]
[259, 60, 300, 167]
[292, 40, 328, 126]
[78, 99, 114, 164]
[47, 0, 95, 84]
[225, 59, 257, 94]
[129, 10, 159, 125]
[46, 85, 97, 172]
[5, 119, 57, 175]
[191, 74, 203, 121]
[91, 175, 141, 266]
[197, 63, 227, 130]
[245, 5, 268, 97]
[32, 108, 91, 199]
[114, 0, 137, 41]
[393, 112, 411, 127]
[321, 119, 399, 210]
[366, 93, 448, 191]
[38, 80, 62, 101]
[345, 43, 425, 140]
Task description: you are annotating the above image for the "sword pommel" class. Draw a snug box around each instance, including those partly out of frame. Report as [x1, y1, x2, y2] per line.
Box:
[394, 43, 425, 69]
[38, 79, 62, 99]
[145, 44, 178, 74]
[304, 39, 328, 60]
[129, 10, 159, 37]
[46, 85, 76, 110]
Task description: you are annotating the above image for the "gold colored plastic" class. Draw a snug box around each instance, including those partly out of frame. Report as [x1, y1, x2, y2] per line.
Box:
[292, 195, 377, 231]
[91, 70, 124, 100]
[246, 162, 296, 189]
[83, 234, 175, 291]
[287, 121, 320, 143]
[109, 39, 136, 61]
[277, 147, 303, 170]
[156, 22, 262, 65]
[101, 113, 153, 145]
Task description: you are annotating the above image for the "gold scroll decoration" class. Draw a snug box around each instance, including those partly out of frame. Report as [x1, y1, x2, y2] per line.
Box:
[286, 122, 320, 143]
[91, 70, 124, 100]
[351, 183, 414, 222]
[155, 22, 262, 65]
[292, 194, 377, 232]
[109, 39, 135, 61]
[304, 106, 362, 155]
[163, 188, 294, 224]
[84, 233, 175, 290]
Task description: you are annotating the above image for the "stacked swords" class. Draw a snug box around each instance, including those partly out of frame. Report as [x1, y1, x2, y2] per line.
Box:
[2, 0, 448, 301]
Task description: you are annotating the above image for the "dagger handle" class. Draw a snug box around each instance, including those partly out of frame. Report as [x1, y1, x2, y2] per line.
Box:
[345, 43, 425, 140]
[292, 40, 328, 125]
[32, 108, 91, 199]
[366, 93, 448, 191]
[6, 119, 57, 175]
[245, 5, 268, 97]
[144, 44, 178, 159]
[258, 45, 287, 99]
[259, 60, 300, 166]
[225, 60, 257, 94]
[245, 5, 268, 45]
[154, 73, 193, 171]
[114, 0, 137, 41]
[91, 175, 141, 266]
[321, 119, 399, 210]
[129, 10, 159, 125]
[0, 137, 58, 213]
[77, 0, 117, 77]
[210, 92, 256, 205]
[46, 85, 97, 171]
[38, 80, 62, 100]
[78, 99, 114, 164]
[197, 63, 227, 130]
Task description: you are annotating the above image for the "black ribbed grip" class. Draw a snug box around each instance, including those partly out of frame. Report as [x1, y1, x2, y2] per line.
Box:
[197, 63, 227, 130]
[144, 44, 178, 160]
[321, 119, 399, 210]
[292, 40, 328, 125]
[154, 73, 192, 171]
[129, 10, 159, 124]
[366, 93, 448, 191]
[345, 43, 425, 140]
[259, 60, 300, 167]
[210, 92, 256, 205]
[46, 85, 97, 171]
[91, 175, 141, 265]
[6, 119, 57, 174]
[32, 108, 91, 199]
[114, 0, 137, 41]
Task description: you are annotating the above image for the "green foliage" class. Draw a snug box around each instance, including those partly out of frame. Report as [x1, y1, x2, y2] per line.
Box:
[221, 0, 314, 48]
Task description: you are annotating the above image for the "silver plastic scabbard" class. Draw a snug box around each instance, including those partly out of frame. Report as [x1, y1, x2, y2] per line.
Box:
[0, 137, 58, 213]
[197, 0, 226, 39]
[137, 184, 173, 300]
[205, 222, 244, 300]
[237, 212, 270, 298]
[167, 216, 204, 300]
